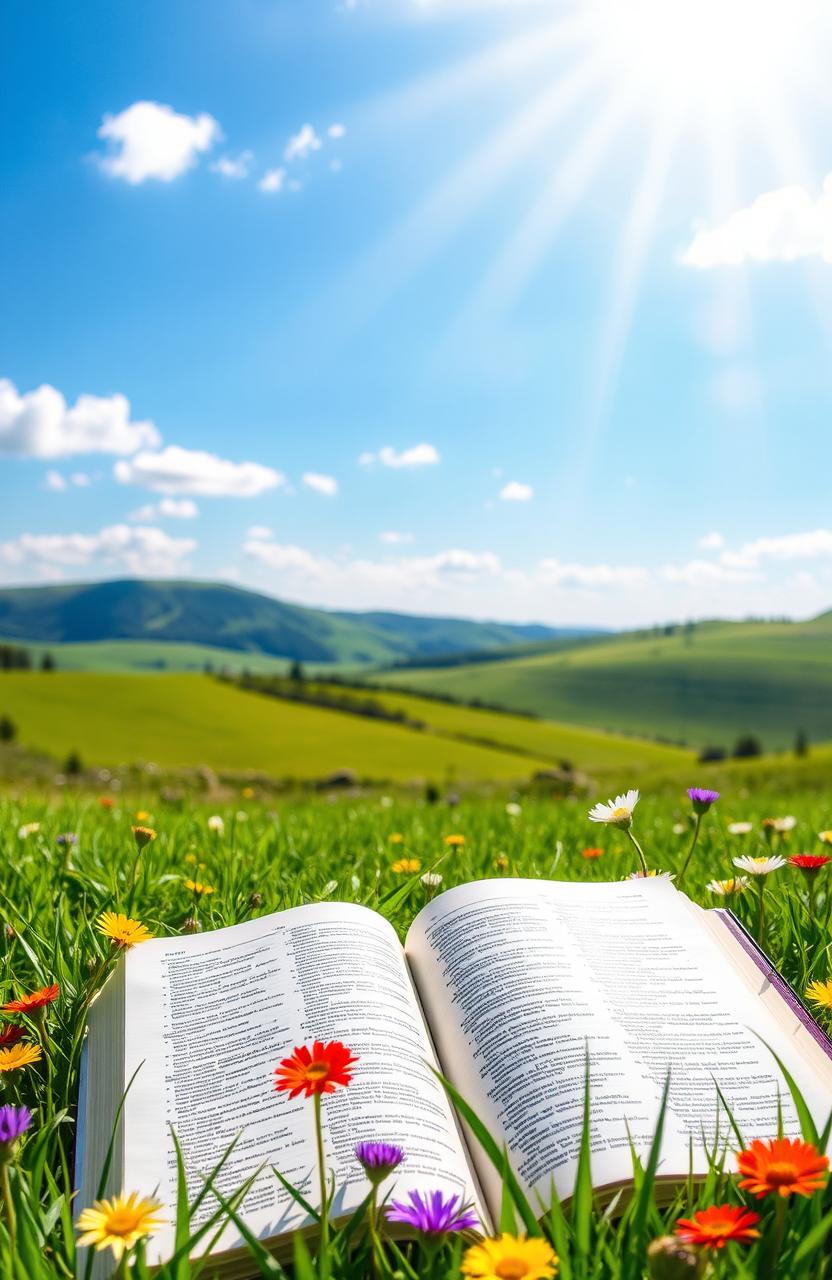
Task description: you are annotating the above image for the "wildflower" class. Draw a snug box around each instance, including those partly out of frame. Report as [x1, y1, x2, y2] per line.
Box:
[388, 833, 404, 844]
[17, 823, 40, 839]
[97, 912, 153, 949]
[242, 786, 255, 799]
[76, 1192, 166, 1261]
[0, 1026, 24, 1049]
[805, 978, 832, 1011]
[462, 1233, 557, 1279]
[706, 877, 749, 896]
[771, 816, 796, 833]
[688, 788, 719, 814]
[391, 858, 421, 874]
[736, 1136, 828, 1198]
[505, 803, 522, 817]
[132, 825, 156, 849]
[732, 855, 787, 876]
[355, 1141, 404, 1185]
[0, 1043, 41, 1073]
[672, 823, 687, 835]
[421, 871, 443, 887]
[581, 848, 604, 860]
[98, 796, 114, 809]
[134, 810, 151, 822]
[646, 1236, 704, 1278]
[183, 853, 205, 867]
[819, 830, 832, 844]
[444, 834, 466, 847]
[181, 916, 201, 934]
[56, 832, 77, 847]
[588, 790, 639, 828]
[184, 879, 215, 896]
[727, 822, 753, 836]
[2, 983, 59, 1015]
[207, 815, 224, 834]
[274, 1040, 358, 1098]
[386, 1189, 478, 1235]
[495, 854, 509, 870]
[675, 1204, 760, 1249]
[789, 854, 831, 871]
[249, 891, 263, 908]
[627, 870, 674, 880]
[0, 1106, 32, 1160]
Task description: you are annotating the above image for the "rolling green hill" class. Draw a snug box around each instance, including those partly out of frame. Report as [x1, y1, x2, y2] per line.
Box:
[373, 616, 832, 752]
[0, 579, 580, 666]
[0, 673, 691, 783]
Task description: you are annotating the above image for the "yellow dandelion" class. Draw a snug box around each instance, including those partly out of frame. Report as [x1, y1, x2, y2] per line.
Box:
[134, 811, 151, 822]
[97, 912, 153, 949]
[388, 833, 404, 844]
[391, 858, 421, 874]
[462, 1233, 558, 1280]
[806, 979, 832, 1011]
[444, 834, 466, 847]
[132, 825, 156, 849]
[184, 879, 215, 896]
[0, 1042, 42, 1073]
[819, 831, 832, 845]
[76, 1191, 166, 1261]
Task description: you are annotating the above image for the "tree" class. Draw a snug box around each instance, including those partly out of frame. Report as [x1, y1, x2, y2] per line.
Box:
[0, 715, 16, 743]
[733, 734, 762, 759]
[289, 660, 305, 683]
[40, 652, 55, 672]
[794, 728, 809, 759]
[698, 745, 726, 763]
[64, 750, 83, 776]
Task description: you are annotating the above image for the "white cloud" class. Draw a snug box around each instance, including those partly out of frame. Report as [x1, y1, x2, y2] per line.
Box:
[699, 531, 725, 551]
[303, 472, 338, 496]
[114, 445, 284, 497]
[95, 101, 221, 184]
[682, 175, 832, 268]
[284, 124, 322, 162]
[0, 524, 196, 578]
[359, 443, 440, 469]
[210, 150, 254, 180]
[328, 123, 346, 139]
[259, 167, 286, 194]
[536, 559, 648, 589]
[0, 378, 160, 458]
[244, 538, 327, 577]
[499, 480, 533, 502]
[661, 559, 757, 586]
[245, 538, 501, 589]
[129, 498, 199, 522]
[379, 531, 414, 544]
[721, 528, 832, 570]
[246, 525, 274, 540]
[44, 470, 66, 492]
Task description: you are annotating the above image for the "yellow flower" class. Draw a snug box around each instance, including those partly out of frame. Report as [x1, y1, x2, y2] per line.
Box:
[444, 834, 466, 847]
[819, 831, 832, 845]
[495, 854, 509, 870]
[0, 1042, 42, 1073]
[242, 786, 255, 799]
[462, 1233, 558, 1280]
[132, 826, 156, 849]
[184, 879, 215, 896]
[135, 810, 151, 822]
[76, 1191, 166, 1261]
[391, 858, 421, 874]
[806, 978, 832, 1011]
[388, 832, 404, 843]
[97, 912, 153, 949]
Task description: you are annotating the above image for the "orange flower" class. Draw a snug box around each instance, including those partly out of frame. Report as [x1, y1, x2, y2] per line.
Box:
[0, 1025, 25, 1049]
[581, 847, 604, 860]
[676, 1204, 760, 1248]
[274, 1040, 358, 1099]
[98, 795, 114, 809]
[444, 834, 465, 847]
[2, 982, 59, 1015]
[736, 1137, 829, 1198]
[0, 1042, 41, 1072]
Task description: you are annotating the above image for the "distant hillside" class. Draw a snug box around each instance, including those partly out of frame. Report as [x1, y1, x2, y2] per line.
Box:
[0, 579, 588, 667]
[373, 615, 832, 752]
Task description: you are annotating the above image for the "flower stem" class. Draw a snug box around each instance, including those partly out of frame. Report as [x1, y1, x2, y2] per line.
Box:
[313, 1093, 330, 1268]
[761, 1196, 787, 1280]
[625, 828, 649, 875]
[677, 814, 702, 889]
[756, 880, 766, 946]
[0, 1161, 15, 1246]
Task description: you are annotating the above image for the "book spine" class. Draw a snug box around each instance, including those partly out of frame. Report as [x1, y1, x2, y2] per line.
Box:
[716, 909, 832, 1061]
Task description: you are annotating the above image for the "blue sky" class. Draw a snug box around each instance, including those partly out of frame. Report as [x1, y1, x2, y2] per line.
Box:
[3, 0, 832, 626]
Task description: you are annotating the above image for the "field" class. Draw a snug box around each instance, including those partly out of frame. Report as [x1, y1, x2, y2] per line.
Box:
[374, 616, 832, 751]
[2, 784, 832, 1280]
[0, 672, 694, 786]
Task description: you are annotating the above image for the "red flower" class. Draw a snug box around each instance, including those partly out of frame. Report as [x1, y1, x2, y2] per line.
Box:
[2, 983, 59, 1015]
[274, 1040, 358, 1099]
[676, 1204, 760, 1248]
[581, 848, 604, 860]
[0, 1025, 25, 1049]
[737, 1137, 829, 1198]
[789, 854, 831, 871]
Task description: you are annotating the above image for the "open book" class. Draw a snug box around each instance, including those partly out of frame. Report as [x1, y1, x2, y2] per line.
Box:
[77, 877, 832, 1276]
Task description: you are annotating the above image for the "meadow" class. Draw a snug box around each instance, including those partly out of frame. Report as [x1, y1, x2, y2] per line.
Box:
[0, 782, 831, 1279]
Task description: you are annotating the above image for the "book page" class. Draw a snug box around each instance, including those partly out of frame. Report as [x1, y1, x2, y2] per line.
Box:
[405, 877, 831, 1217]
[101, 903, 481, 1265]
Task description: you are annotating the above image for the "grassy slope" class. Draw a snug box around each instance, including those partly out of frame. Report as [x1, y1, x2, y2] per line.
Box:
[20, 639, 294, 675]
[373, 617, 832, 751]
[0, 672, 691, 783]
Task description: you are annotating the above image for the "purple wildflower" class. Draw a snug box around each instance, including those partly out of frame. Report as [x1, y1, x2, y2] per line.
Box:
[56, 832, 77, 847]
[688, 788, 720, 815]
[0, 1105, 31, 1150]
[386, 1189, 478, 1235]
[355, 1141, 404, 1183]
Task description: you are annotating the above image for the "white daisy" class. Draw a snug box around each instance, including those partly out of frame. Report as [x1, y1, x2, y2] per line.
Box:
[707, 876, 750, 895]
[727, 821, 753, 836]
[421, 871, 443, 888]
[768, 816, 796, 833]
[588, 789, 639, 827]
[733, 854, 787, 876]
[505, 802, 522, 817]
[626, 869, 674, 880]
[207, 815, 225, 834]
[672, 822, 687, 835]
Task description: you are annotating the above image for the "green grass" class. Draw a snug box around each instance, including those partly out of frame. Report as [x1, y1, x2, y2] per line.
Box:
[1, 787, 831, 1278]
[18, 638, 295, 675]
[373, 616, 832, 751]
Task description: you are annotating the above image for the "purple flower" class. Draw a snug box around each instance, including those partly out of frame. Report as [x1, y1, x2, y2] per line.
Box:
[688, 788, 720, 814]
[0, 1105, 31, 1146]
[355, 1141, 404, 1183]
[386, 1189, 478, 1235]
[56, 832, 77, 846]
